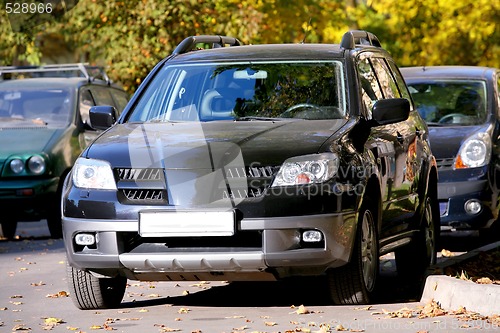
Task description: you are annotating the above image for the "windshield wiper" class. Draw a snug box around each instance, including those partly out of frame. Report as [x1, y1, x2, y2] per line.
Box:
[236, 116, 280, 121]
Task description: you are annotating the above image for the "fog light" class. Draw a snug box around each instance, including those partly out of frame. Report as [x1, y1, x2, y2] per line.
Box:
[302, 230, 323, 242]
[75, 233, 96, 246]
[464, 199, 482, 215]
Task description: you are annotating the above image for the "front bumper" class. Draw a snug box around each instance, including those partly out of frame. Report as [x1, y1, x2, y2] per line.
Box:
[63, 210, 357, 281]
[438, 179, 494, 230]
[0, 177, 59, 220]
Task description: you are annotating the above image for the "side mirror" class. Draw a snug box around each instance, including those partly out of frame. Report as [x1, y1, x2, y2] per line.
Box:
[372, 98, 410, 126]
[89, 105, 117, 130]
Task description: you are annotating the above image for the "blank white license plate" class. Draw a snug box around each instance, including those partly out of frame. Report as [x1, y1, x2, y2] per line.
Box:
[139, 210, 235, 237]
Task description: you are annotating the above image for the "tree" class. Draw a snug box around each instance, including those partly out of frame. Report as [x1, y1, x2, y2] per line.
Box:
[2, 0, 499, 91]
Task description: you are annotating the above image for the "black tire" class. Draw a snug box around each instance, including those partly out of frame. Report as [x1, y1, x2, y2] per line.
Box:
[1, 218, 18, 240]
[67, 264, 127, 310]
[47, 179, 65, 239]
[395, 196, 438, 280]
[47, 214, 63, 239]
[327, 197, 379, 305]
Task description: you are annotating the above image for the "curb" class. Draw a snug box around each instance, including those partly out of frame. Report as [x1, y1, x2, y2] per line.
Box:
[421, 240, 500, 316]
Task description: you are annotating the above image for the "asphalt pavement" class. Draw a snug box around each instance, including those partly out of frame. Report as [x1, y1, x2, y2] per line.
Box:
[0, 221, 499, 332]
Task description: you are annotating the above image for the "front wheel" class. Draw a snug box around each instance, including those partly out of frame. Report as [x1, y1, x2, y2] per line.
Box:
[395, 196, 438, 280]
[327, 197, 379, 305]
[67, 264, 127, 310]
[1, 218, 18, 240]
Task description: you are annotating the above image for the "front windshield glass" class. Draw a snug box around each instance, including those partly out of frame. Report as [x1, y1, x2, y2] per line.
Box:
[0, 88, 73, 128]
[407, 80, 487, 126]
[126, 61, 346, 122]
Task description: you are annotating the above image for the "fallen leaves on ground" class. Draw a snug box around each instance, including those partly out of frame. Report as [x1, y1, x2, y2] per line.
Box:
[45, 291, 69, 298]
[444, 248, 500, 284]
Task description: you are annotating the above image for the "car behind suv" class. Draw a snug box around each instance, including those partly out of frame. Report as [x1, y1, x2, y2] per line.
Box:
[0, 64, 129, 239]
[401, 66, 500, 236]
[62, 32, 439, 309]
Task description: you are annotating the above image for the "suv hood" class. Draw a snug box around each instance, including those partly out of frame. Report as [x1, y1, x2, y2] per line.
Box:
[87, 120, 348, 168]
[428, 125, 486, 159]
[0, 127, 62, 157]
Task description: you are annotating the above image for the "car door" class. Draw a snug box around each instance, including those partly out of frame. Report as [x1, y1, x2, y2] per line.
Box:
[356, 54, 415, 236]
[372, 56, 419, 233]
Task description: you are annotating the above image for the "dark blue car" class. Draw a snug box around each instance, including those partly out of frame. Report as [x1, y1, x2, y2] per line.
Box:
[401, 66, 500, 236]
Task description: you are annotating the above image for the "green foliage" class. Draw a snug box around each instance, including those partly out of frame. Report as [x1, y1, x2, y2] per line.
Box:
[2, 0, 499, 91]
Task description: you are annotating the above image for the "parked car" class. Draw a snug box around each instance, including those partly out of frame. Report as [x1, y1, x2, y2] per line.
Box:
[401, 66, 500, 236]
[0, 64, 129, 239]
[62, 32, 439, 309]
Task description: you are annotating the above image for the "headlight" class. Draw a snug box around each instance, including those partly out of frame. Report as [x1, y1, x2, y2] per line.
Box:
[272, 153, 339, 187]
[10, 159, 25, 174]
[27, 155, 46, 175]
[72, 158, 117, 190]
[455, 132, 491, 169]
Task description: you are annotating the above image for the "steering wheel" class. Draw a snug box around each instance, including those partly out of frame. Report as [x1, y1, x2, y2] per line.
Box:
[438, 113, 468, 124]
[280, 103, 323, 118]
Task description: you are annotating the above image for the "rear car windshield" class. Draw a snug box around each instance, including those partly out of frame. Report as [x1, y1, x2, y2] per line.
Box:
[126, 61, 346, 122]
[0, 88, 73, 127]
[406, 80, 487, 126]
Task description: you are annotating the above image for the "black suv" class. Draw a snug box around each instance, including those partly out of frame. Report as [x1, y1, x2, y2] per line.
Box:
[401, 66, 500, 236]
[0, 64, 129, 239]
[62, 32, 439, 309]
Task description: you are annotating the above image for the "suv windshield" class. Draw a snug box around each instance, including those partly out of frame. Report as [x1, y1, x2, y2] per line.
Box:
[407, 80, 487, 126]
[127, 61, 346, 122]
[0, 88, 73, 127]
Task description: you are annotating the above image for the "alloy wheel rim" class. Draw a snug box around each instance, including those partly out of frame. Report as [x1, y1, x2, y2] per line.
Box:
[361, 210, 377, 291]
[424, 199, 436, 265]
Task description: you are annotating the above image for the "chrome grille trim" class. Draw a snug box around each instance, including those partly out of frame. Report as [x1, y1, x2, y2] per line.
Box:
[436, 158, 454, 170]
[225, 166, 279, 179]
[122, 189, 164, 202]
[116, 168, 164, 181]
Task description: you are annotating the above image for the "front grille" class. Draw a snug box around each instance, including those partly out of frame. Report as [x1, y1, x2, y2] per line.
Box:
[115, 168, 167, 205]
[121, 189, 165, 202]
[223, 165, 279, 199]
[436, 158, 455, 170]
[116, 168, 164, 181]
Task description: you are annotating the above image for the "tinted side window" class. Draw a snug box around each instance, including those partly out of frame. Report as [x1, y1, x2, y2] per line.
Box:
[387, 59, 412, 102]
[90, 86, 115, 106]
[111, 90, 129, 113]
[371, 58, 400, 99]
[79, 88, 95, 126]
[357, 57, 383, 119]
[497, 74, 500, 118]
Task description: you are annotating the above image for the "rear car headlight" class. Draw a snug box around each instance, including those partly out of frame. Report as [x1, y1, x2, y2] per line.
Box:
[272, 153, 339, 187]
[27, 155, 46, 175]
[455, 132, 491, 169]
[72, 157, 117, 190]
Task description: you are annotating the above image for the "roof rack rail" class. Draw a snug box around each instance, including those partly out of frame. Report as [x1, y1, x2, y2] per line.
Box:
[0, 63, 111, 84]
[173, 35, 242, 55]
[340, 30, 382, 49]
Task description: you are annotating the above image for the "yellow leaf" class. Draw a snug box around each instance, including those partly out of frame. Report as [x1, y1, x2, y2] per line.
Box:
[441, 249, 453, 257]
[264, 321, 277, 326]
[296, 304, 311, 314]
[44, 317, 63, 324]
[335, 324, 348, 331]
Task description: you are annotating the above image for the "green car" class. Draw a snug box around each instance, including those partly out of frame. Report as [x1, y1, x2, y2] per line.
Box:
[0, 64, 129, 239]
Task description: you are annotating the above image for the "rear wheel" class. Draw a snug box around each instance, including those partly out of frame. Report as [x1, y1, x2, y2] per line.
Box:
[395, 196, 438, 280]
[67, 264, 127, 310]
[327, 197, 379, 305]
[1, 218, 18, 240]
